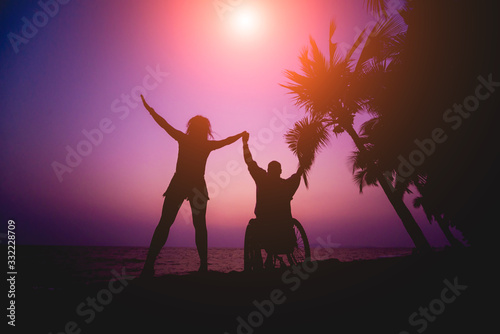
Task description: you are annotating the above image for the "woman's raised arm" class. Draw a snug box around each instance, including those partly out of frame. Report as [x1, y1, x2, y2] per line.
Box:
[209, 131, 247, 151]
[141, 95, 184, 141]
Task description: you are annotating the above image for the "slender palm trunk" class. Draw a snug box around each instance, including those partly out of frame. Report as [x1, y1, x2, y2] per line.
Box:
[436, 216, 463, 248]
[344, 125, 431, 251]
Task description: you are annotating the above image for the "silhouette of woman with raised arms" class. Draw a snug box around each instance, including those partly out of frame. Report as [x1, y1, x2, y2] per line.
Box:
[140, 95, 246, 276]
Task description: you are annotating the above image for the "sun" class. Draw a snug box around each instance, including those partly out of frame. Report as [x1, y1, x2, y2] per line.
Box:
[231, 7, 259, 34]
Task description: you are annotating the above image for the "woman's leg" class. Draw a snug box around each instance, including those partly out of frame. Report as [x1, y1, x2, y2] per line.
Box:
[190, 198, 208, 271]
[142, 194, 184, 275]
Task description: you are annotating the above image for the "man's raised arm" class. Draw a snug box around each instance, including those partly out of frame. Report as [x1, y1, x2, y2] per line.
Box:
[287, 165, 305, 195]
[242, 132, 254, 166]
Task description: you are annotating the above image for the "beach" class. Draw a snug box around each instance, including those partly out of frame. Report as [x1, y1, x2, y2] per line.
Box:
[13, 246, 485, 333]
[14, 246, 414, 286]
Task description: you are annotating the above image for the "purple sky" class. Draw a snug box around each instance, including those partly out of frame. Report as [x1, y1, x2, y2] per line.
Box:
[0, 0, 456, 247]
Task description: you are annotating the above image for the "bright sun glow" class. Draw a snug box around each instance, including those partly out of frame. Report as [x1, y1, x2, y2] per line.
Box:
[232, 8, 259, 33]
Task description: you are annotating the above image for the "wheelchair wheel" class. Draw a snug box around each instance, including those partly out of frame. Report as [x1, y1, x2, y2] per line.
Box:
[288, 219, 310, 265]
[244, 219, 310, 271]
[269, 219, 311, 268]
[244, 224, 262, 271]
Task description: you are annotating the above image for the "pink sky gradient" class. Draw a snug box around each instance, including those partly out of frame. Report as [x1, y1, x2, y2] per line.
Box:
[0, 0, 454, 247]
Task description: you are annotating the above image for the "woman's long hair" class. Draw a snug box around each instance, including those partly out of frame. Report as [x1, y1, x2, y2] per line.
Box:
[186, 115, 213, 140]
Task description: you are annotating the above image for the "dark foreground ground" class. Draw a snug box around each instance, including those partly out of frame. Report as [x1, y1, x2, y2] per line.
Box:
[11, 247, 490, 334]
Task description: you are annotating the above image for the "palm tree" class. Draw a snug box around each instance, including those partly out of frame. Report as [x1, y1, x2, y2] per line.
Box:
[350, 135, 463, 248]
[347, 118, 383, 194]
[343, 0, 500, 247]
[413, 192, 464, 248]
[282, 18, 431, 251]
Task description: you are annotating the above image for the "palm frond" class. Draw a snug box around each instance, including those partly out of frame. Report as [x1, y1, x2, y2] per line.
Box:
[349, 148, 379, 193]
[348, 149, 366, 173]
[364, 0, 409, 17]
[359, 57, 389, 77]
[329, 20, 337, 68]
[350, 155, 379, 193]
[382, 32, 406, 64]
[364, 0, 388, 16]
[281, 23, 359, 120]
[355, 15, 406, 72]
[350, 58, 389, 108]
[345, 26, 368, 62]
[285, 116, 330, 188]
[394, 175, 413, 198]
[413, 196, 435, 223]
[353, 169, 368, 193]
[359, 117, 380, 138]
[308, 36, 328, 73]
[413, 196, 423, 208]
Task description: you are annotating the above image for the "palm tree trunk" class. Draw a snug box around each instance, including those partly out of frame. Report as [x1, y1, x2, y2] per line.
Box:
[344, 125, 431, 251]
[436, 216, 463, 248]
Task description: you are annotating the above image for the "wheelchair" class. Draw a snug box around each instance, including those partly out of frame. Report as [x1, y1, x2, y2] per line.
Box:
[244, 217, 310, 271]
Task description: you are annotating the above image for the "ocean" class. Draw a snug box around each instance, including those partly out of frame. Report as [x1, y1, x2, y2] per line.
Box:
[17, 246, 413, 289]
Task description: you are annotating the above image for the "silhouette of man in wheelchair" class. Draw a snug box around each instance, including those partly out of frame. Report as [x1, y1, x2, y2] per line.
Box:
[242, 132, 304, 269]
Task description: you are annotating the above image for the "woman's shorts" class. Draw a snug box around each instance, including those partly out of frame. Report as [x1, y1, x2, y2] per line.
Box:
[163, 174, 209, 203]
